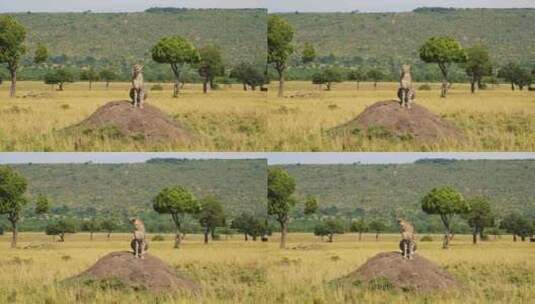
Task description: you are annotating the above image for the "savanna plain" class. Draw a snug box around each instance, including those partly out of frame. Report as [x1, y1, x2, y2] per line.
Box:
[0, 80, 533, 152]
[0, 232, 533, 304]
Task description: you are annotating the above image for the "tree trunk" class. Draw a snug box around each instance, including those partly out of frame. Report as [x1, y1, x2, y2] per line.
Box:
[89, 81, 92, 90]
[210, 79, 215, 90]
[252, 236, 257, 241]
[375, 232, 379, 241]
[472, 231, 477, 244]
[10, 219, 17, 248]
[277, 69, 284, 98]
[513, 234, 517, 242]
[9, 68, 16, 98]
[106, 81, 110, 89]
[171, 64, 181, 98]
[374, 81, 377, 89]
[357, 81, 360, 90]
[280, 220, 288, 249]
[204, 227, 210, 244]
[90, 231, 94, 241]
[358, 232, 362, 241]
[511, 82, 515, 91]
[243, 83, 247, 91]
[203, 78, 208, 94]
[326, 83, 331, 91]
[107, 232, 111, 239]
[173, 81, 180, 97]
[441, 215, 450, 249]
[439, 63, 449, 98]
[244, 234, 248, 241]
[328, 234, 333, 242]
[59, 233, 65, 242]
[59, 83, 64, 91]
[470, 78, 476, 94]
[521, 236, 526, 242]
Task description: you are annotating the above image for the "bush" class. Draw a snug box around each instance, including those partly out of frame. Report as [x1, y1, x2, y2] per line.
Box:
[151, 84, 164, 91]
[420, 235, 433, 242]
[151, 234, 165, 241]
[418, 84, 432, 91]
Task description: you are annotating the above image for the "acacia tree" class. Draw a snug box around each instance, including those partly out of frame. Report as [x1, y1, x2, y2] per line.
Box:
[500, 213, 533, 242]
[304, 195, 318, 216]
[34, 43, 49, 65]
[421, 186, 470, 248]
[462, 196, 495, 244]
[268, 167, 296, 249]
[419, 36, 466, 97]
[198, 45, 224, 93]
[302, 42, 316, 64]
[350, 218, 368, 241]
[0, 166, 28, 248]
[35, 194, 50, 215]
[498, 62, 521, 91]
[230, 62, 265, 91]
[368, 220, 386, 241]
[81, 218, 100, 241]
[99, 69, 117, 89]
[314, 218, 345, 242]
[348, 68, 365, 90]
[100, 217, 117, 240]
[312, 68, 343, 91]
[197, 196, 226, 244]
[44, 68, 74, 91]
[464, 44, 493, 93]
[0, 16, 26, 98]
[366, 68, 385, 89]
[152, 36, 200, 97]
[80, 68, 99, 90]
[268, 15, 294, 97]
[153, 185, 201, 248]
[45, 218, 76, 242]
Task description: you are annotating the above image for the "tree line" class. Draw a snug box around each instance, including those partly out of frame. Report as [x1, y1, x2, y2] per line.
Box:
[0, 16, 267, 98]
[267, 15, 534, 97]
[2, 165, 534, 250]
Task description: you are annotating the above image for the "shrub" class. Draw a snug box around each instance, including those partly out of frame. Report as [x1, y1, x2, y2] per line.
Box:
[151, 234, 165, 241]
[420, 235, 433, 242]
[151, 84, 164, 91]
[418, 84, 432, 91]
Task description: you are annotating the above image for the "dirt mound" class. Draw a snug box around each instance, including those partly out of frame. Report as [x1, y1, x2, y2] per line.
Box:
[67, 100, 192, 143]
[67, 251, 200, 293]
[332, 100, 462, 142]
[334, 252, 460, 292]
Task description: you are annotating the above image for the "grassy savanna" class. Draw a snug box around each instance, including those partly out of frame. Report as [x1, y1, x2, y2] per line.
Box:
[266, 81, 535, 151]
[0, 232, 533, 303]
[0, 81, 268, 151]
[0, 80, 534, 151]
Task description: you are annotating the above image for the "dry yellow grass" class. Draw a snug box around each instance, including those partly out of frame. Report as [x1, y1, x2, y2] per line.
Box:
[0, 81, 534, 151]
[0, 232, 533, 303]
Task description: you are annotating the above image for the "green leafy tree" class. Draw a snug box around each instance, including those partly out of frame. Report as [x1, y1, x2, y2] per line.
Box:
[350, 218, 368, 241]
[304, 195, 318, 216]
[99, 69, 117, 89]
[45, 218, 76, 242]
[312, 67, 343, 91]
[0, 16, 27, 98]
[268, 167, 296, 249]
[35, 194, 50, 215]
[231, 213, 253, 241]
[464, 44, 493, 93]
[81, 218, 100, 241]
[151, 36, 200, 97]
[348, 68, 365, 90]
[268, 15, 294, 97]
[80, 68, 99, 90]
[419, 36, 466, 97]
[302, 42, 316, 64]
[34, 43, 48, 64]
[368, 220, 387, 241]
[230, 62, 265, 91]
[100, 217, 118, 240]
[513, 67, 532, 90]
[198, 45, 224, 93]
[153, 185, 201, 248]
[500, 213, 533, 242]
[462, 196, 495, 244]
[366, 68, 385, 89]
[314, 218, 345, 242]
[421, 186, 470, 248]
[197, 196, 226, 244]
[44, 68, 75, 91]
[498, 62, 521, 91]
[0, 166, 28, 248]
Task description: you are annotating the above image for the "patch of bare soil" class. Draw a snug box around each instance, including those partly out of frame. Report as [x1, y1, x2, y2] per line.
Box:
[67, 251, 200, 293]
[331, 100, 462, 142]
[333, 252, 461, 293]
[66, 100, 192, 143]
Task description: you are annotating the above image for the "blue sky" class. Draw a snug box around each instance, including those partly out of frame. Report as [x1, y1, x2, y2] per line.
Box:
[0, 0, 533, 13]
[0, 153, 533, 165]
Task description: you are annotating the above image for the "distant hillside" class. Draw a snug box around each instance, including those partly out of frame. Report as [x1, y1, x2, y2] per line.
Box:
[278, 159, 535, 223]
[10, 159, 267, 218]
[278, 9, 535, 69]
[6, 9, 267, 79]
